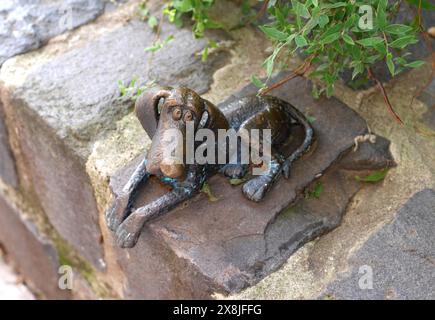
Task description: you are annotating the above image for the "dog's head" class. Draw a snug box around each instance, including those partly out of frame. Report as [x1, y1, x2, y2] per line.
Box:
[135, 86, 228, 179]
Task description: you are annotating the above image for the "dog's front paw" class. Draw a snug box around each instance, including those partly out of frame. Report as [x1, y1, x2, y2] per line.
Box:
[282, 161, 291, 179]
[222, 164, 248, 179]
[115, 216, 142, 248]
[106, 192, 130, 231]
[242, 176, 271, 202]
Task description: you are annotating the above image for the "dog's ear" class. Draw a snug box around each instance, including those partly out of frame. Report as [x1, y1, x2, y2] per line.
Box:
[200, 99, 229, 131]
[135, 86, 172, 137]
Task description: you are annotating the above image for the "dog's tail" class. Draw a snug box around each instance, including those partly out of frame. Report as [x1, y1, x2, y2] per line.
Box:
[279, 98, 315, 178]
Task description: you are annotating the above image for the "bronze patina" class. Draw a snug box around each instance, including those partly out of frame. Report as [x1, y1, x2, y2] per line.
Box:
[106, 87, 314, 248]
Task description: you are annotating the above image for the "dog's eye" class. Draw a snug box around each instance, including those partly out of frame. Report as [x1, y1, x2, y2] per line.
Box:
[172, 107, 182, 120]
[183, 110, 193, 122]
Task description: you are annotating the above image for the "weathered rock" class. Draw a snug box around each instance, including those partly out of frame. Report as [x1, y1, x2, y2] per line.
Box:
[321, 189, 435, 300]
[110, 74, 394, 296]
[0, 102, 17, 188]
[0, 0, 106, 66]
[0, 192, 71, 299]
[0, 2, 231, 271]
[417, 77, 435, 130]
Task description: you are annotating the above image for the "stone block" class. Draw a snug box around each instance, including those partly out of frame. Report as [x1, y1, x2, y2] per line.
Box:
[0, 192, 71, 299]
[0, 1, 231, 270]
[0, 0, 106, 65]
[110, 74, 395, 296]
[0, 101, 18, 188]
[321, 189, 435, 300]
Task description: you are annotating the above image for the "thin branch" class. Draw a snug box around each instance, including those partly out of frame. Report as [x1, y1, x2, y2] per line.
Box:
[260, 59, 312, 96]
[368, 68, 404, 125]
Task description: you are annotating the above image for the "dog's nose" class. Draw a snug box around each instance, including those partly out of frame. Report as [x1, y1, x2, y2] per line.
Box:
[146, 160, 161, 175]
[160, 163, 185, 179]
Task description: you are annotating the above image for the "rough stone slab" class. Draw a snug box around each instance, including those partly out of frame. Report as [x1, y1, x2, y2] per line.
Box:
[0, 102, 17, 188]
[0, 0, 106, 66]
[0, 193, 71, 299]
[321, 189, 435, 300]
[110, 74, 394, 295]
[6, 18, 231, 155]
[0, 256, 35, 300]
[0, 3, 231, 270]
[418, 77, 435, 131]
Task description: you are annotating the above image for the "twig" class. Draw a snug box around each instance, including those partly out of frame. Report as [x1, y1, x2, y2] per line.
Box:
[253, 0, 269, 23]
[368, 68, 404, 125]
[260, 59, 312, 96]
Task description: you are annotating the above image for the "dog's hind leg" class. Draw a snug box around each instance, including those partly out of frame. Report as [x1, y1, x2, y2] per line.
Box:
[106, 158, 149, 231]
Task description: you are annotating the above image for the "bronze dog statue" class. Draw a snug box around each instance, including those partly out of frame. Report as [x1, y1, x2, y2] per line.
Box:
[106, 87, 314, 248]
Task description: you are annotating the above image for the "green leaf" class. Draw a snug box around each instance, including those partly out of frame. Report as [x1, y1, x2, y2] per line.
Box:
[389, 35, 419, 49]
[259, 26, 288, 41]
[406, 0, 435, 10]
[355, 168, 390, 183]
[321, 2, 347, 9]
[321, 32, 341, 44]
[352, 63, 364, 80]
[174, 0, 193, 12]
[229, 177, 249, 186]
[376, 0, 388, 29]
[307, 182, 324, 199]
[405, 60, 426, 68]
[356, 37, 384, 47]
[384, 24, 414, 35]
[292, 0, 311, 19]
[148, 15, 158, 29]
[307, 115, 316, 123]
[201, 182, 219, 201]
[318, 14, 329, 28]
[251, 75, 265, 88]
[295, 34, 308, 47]
[386, 53, 395, 76]
[342, 34, 355, 45]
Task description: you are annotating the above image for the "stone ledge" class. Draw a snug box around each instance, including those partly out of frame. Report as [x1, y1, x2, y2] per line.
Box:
[321, 189, 435, 300]
[0, 0, 232, 273]
[110, 75, 395, 295]
[0, 191, 71, 299]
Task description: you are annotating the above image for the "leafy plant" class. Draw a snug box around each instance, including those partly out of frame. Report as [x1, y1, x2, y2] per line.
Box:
[144, 35, 174, 52]
[150, 0, 432, 122]
[138, 2, 159, 30]
[163, 0, 222, 38]
[117, 77, 156, 101]
[255, 0, 425, 98]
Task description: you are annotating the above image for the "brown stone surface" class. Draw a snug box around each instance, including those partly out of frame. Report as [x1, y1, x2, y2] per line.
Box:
[0, 1, 231, 271]
[0, 102, 17, 188]
[110, 74, 394, 295]
[1, 93, 105, 270]
[0, 193, 71, 299]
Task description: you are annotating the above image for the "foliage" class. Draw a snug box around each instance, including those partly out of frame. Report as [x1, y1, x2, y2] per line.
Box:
[355, 168, 390, 182]
[160, 0, 430, 98]
[117, 77, 156, 101]
[256, 0, 426, 97]
[163, 0, 222, 38]
[306, 181, 324, 199]
[144, 35, 175, 52]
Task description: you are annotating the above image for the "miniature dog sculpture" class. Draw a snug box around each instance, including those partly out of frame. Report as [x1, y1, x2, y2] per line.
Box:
[106, 86, 314, 248]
